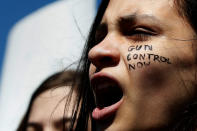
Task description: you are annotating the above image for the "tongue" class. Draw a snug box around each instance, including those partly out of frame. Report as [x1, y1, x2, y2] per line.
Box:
[92, 98, 123, 120]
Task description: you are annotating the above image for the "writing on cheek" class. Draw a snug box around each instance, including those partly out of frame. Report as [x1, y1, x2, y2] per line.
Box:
[127, 45, 172, 70]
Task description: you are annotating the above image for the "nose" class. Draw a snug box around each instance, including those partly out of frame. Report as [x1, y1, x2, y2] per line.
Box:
[88, 36, 120, 69]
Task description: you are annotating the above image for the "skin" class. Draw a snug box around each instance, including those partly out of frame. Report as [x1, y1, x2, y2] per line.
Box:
[26, 87, 75, 131]
[88, 0, 197, 130]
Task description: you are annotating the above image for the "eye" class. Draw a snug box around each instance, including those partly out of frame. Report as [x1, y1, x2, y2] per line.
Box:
[95, 24, 108, 44]
[123, 27, 157, 42]
[95, 30, 107, 44]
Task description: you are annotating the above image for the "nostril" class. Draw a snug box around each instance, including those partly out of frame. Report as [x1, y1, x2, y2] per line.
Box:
[99, 56, 119, 67]
[101, 56, 112, 64]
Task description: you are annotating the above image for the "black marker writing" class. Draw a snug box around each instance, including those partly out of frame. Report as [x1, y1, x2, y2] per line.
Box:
[127, 53, 171, 64]
[128, 45, 152, 52]
[127, 45, 172, 70]
[129, 62, 151, 70]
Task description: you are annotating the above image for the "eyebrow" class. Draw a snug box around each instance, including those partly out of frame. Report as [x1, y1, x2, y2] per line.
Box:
[118, 14, 162, 26]
[54, 117, 71, 128]
[96, 23, 107, 33]
[96, 13, 164, 36]
[27, 123, 42, 130]
[26, 117, 71, 130]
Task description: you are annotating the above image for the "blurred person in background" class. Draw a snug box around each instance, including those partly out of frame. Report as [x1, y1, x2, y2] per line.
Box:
[17, 71, 81, 131]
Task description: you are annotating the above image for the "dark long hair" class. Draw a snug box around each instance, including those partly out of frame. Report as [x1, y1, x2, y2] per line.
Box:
[69, 1, 110, 131]
[71, 0, 197, 131]
[169, 0, 197, 131]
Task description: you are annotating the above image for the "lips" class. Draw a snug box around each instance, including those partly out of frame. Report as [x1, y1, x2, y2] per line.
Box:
[90, 72, 123, 120]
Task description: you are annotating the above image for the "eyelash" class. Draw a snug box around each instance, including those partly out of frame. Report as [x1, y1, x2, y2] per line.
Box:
[124, 27, 157, 42]
[95, 32, 107, 44]
[94, 27, 157, 44]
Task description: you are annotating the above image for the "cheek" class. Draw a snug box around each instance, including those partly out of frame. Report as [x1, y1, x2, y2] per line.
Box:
[137, 64, 195, 113]
[137, 64, 170, 89]
[124, 43, 197, 109]
[126, 58, 197, 124]
[125, 44, 172, 80]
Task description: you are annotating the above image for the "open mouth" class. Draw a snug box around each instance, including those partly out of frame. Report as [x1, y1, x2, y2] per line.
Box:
[90, 73, 123, 120]
[95, 82, 123, 108]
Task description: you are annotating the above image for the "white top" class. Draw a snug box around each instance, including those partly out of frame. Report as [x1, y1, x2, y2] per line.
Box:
[0, 0, 95, 130]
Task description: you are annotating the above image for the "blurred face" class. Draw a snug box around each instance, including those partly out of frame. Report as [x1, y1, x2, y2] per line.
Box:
[88, 0, 197, 130]
[27, 87, 75, 131]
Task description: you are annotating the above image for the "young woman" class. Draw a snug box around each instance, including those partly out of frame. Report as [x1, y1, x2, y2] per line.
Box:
[72, 0, 197, 130]
[17, 71, 79, 131]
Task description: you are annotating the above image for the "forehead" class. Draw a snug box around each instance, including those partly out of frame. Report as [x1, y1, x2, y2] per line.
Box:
[29, 87, 72, 121]
[102, 0, 176, 23]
